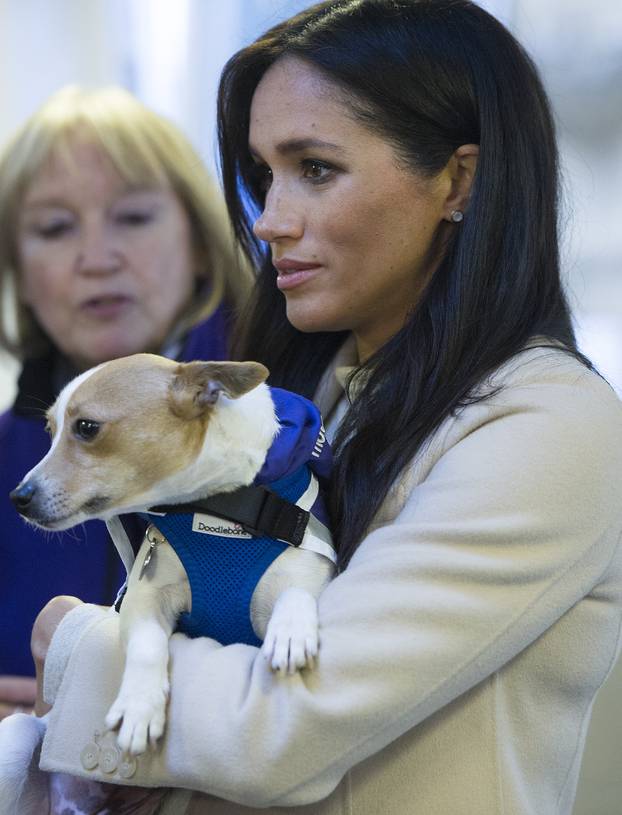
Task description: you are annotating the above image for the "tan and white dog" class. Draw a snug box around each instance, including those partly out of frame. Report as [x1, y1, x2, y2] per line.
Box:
[10, 353, 335, 757]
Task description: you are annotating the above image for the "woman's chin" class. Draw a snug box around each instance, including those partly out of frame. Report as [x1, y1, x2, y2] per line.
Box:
[68, 338, 154, 371]
[285, 303, 341, 335]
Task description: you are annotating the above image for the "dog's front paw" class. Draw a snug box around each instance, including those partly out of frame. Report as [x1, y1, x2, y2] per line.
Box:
[105, 678, 169, 755]
[262, 587, 319, 675]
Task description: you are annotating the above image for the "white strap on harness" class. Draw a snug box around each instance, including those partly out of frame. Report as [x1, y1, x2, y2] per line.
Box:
[105, 516, 136, 575]
[105, 516, 136, 605]
[295, 475, 337, 564]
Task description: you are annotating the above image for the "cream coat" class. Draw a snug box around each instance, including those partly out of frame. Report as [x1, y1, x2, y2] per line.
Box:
[37, 345, 622, 814]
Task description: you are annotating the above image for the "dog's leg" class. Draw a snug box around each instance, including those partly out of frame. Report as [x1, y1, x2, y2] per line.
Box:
[106, 536, 189, 755]
[262, 587, 321, 674]
[251, 549, 334, 674]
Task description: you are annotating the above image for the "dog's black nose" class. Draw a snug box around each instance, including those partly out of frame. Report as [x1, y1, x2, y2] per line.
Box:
[10, 482, 37, 513]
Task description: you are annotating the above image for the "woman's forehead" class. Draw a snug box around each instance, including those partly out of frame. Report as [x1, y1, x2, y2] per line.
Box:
[23, 136, 166, 203]
[249, 58, 367, 156]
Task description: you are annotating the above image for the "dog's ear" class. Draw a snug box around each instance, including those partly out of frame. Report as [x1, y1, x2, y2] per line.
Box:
[169, 361, 269, 419]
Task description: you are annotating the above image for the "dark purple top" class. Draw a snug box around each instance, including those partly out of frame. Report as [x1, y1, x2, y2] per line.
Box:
[0, 307, 230, 676]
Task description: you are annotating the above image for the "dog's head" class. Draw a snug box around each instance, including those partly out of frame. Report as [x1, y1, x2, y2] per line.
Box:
[10, 354, 271, 530]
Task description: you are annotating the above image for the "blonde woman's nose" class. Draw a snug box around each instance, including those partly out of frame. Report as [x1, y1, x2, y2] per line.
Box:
[76, 223, 122, 274]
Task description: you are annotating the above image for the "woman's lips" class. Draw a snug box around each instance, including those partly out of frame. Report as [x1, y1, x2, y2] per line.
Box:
[273, 260, 322, 291]
[79, 295, 134, 320]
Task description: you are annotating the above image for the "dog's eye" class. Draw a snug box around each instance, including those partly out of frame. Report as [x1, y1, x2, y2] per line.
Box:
[73, 419, 100, 441]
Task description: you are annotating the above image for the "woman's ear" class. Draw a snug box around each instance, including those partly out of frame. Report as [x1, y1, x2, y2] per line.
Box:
[443, 143, 479, 222]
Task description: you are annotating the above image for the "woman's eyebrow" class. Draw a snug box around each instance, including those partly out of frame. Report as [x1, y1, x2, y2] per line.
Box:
[22, 187, 161, 210]
[21, 197, 72, 211]
[249, 137, 348, 159]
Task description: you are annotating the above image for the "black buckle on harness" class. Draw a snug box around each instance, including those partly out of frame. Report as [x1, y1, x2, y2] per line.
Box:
[149, 485, 310, 548]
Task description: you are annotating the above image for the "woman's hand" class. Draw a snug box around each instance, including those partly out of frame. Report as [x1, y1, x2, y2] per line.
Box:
[31, 595, 83, 716]
[0, 675, 37, 719]
[0, 595, 83, 719]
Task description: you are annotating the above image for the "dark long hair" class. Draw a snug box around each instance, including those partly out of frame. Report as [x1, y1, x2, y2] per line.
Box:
[218, 0, 591, 567]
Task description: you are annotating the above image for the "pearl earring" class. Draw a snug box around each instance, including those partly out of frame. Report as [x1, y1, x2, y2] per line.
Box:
[450, 210, 464, 223]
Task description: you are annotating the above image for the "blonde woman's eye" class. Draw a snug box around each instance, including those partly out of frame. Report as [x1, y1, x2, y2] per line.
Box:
[35, 220, 72, 239]
[117, 210, 154, 226]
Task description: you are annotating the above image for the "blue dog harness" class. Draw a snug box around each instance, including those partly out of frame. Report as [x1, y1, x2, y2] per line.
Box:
[109, 388, 335, 647]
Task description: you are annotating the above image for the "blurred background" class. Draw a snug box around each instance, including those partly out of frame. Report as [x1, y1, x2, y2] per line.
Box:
[0, 2, 620, 809]
[0, 0, 621, 411]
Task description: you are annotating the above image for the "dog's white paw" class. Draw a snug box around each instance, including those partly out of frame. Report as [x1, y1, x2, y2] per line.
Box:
[262, 587, 319, 675]
[105, 679, 169, 755]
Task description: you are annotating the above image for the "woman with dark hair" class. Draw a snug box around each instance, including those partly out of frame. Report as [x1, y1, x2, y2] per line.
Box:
[2, 2, 621, 813]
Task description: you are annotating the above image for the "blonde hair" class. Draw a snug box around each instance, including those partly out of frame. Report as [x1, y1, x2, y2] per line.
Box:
[0, 85, 252, 359]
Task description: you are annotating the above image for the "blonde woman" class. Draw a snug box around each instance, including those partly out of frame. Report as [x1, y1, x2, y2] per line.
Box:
[0, 85, 251, 717]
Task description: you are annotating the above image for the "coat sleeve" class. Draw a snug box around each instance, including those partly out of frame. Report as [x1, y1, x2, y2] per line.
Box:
[40, 366, 622, 808]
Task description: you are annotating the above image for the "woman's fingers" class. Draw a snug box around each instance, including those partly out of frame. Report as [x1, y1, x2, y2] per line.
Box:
[0, 676, 37, 720]
[31, 596, 83, 716]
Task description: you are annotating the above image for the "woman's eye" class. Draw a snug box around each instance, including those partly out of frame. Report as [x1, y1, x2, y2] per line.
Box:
[35, 221, 73, 239]
[250, 164, 273, 193]
[301, 159, 333, 183]
[73, 419, 101, 441]
[116, 210, 154, 227]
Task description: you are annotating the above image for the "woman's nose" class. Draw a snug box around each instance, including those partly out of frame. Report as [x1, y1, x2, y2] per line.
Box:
[76, 223, 122, 275]
[253, 189, 303, 243]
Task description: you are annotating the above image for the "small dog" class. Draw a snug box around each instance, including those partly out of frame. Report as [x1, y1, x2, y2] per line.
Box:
[10, 353, 335, 757]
